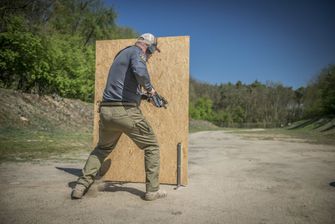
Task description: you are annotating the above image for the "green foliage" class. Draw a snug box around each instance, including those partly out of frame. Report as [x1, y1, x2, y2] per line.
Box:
[0, 16, 49, 91]
[190, 97, 214, 120]
[320, 67, 335, 114]
[303, 65, 335, 117]
[0, 0, 137, 101]
[190, 65, 335, 127]
[45, 34, 95, 101]
[189, 79, 309, 127]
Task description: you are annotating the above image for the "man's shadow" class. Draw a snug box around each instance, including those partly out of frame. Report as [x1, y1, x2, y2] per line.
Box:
[55, 166, 82, 189]
[56, 159, 145, 198]
[98, 182, 144, 198]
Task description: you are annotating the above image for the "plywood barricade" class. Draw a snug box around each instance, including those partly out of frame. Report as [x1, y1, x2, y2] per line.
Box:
[94, 36, 189, 185]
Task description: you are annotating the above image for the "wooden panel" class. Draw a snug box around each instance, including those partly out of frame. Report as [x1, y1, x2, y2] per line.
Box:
[94, 36, 189, 185]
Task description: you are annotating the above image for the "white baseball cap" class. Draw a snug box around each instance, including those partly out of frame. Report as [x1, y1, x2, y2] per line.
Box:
[138, 33, 156, 45]
[137, 33, 160, 52]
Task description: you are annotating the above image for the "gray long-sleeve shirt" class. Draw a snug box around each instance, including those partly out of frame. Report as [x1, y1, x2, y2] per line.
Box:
[102, 45, 153, 104]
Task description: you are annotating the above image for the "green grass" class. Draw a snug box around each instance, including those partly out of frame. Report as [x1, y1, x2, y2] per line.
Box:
[0, 128, 92, 162]
[189, 119, 335, 145]
[189, 119, 223, 133]
[2, 121, 333, 163]
[276, 128, 335, 145]
[189, 125, 223, 133]
[226, 127, 335, 145]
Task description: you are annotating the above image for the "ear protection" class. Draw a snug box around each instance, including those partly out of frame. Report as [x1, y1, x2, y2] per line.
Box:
[138, 35, 160, 55]
[146, 43, 157, 54]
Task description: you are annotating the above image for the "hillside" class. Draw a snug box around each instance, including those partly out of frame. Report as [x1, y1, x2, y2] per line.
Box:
[0, 88, 93, 132]
[288, 117, 335, 134]
[0, 88, 94, 161]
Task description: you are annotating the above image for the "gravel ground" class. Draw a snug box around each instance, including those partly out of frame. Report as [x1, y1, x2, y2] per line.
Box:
[0, 131, 335, 224]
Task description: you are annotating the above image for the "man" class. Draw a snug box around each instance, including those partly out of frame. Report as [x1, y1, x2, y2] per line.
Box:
[71, 33, 167, 201]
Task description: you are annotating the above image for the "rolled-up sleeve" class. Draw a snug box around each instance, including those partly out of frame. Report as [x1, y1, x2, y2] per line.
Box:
[130, 51, 153, 91]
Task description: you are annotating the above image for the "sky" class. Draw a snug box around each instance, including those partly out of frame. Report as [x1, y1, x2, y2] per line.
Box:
[105, 0, 335, 89]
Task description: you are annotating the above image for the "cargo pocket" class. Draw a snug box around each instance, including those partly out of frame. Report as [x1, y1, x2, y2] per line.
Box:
[135, 119, 154, 135]
[101, 106, 135, 130]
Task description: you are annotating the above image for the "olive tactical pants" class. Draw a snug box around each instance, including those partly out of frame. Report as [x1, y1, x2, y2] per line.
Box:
[77, 105, 160, 192]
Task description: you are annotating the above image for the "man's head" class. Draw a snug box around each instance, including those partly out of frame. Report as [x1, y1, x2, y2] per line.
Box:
[136, 33, 160, 55]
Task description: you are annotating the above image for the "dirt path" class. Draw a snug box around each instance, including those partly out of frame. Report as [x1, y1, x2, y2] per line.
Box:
[1, 131, 335, 224]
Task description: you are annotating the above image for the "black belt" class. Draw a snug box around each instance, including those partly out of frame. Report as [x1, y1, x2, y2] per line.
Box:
[97, 101, 137, 113]
[99, 101, 137, 107]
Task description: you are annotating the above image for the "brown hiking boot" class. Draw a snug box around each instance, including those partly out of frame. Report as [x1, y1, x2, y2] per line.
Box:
[71, 184, 87, 199]
[144, 190, 167, 201]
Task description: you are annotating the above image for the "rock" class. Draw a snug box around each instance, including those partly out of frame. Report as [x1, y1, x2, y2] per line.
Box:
[20, 116, 29, 122]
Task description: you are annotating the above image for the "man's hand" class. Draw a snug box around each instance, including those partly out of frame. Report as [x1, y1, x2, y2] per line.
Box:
[141, 89, 168, 109]
[149, 88, 156, 96]
[150, 93, 168, 109]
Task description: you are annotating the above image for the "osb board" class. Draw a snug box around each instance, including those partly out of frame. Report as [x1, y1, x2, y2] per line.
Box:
[94, 36, 189, 185]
